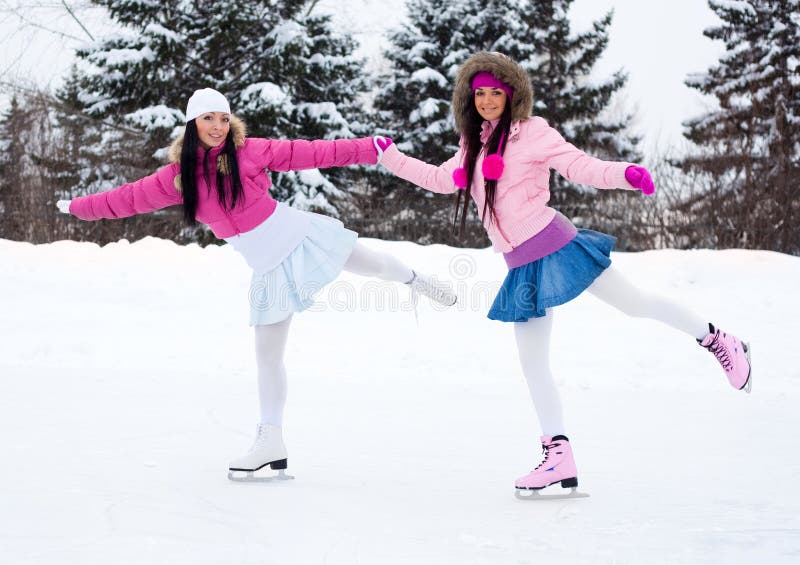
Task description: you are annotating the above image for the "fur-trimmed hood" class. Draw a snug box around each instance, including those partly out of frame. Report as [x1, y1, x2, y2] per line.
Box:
[167, 114, 247, 163]
[452, 52, 533, 133]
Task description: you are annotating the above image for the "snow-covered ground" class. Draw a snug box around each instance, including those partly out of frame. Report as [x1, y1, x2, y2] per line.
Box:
[1, 237, 798, 564]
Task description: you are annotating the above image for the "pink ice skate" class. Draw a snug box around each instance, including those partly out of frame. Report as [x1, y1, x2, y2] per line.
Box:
[698, 323, 752, 393]
[514, 435, 589, 500]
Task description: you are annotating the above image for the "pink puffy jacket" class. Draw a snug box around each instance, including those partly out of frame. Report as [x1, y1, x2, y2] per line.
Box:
[69, 132, 377, 238]
[380, 117, 636, 252]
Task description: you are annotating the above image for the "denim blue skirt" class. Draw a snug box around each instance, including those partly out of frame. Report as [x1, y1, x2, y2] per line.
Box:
[487, 229, 615, 322]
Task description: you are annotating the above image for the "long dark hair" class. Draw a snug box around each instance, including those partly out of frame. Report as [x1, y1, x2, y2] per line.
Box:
[453, 100, 512, 237]
[179, 120, 244, 225]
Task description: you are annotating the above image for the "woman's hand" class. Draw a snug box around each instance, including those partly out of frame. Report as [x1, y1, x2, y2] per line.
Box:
[373, 136, 393, 163]
[625, 166, 655, 195]
[56, 200, 72, 214]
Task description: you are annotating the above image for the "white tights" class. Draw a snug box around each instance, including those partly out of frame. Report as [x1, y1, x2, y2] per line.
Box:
[340, 240, 415, 283]
[253, 240, 414, 425]
[515, 266, 709, 437]
[254, 315, 291, 427]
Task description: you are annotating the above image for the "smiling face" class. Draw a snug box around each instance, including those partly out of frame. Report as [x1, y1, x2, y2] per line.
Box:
[195, 112, 231, 149]
[474, 87, 508, 121]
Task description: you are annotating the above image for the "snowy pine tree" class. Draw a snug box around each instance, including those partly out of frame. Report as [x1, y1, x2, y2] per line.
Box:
[366, 0, 639, 246]
[504, 0, 640, 233]
[375, 0, 516, 163]
[0, 92, 74, 242]
[0, 97, 27, 240]
[356, 0, 519, 245]
[56, 69, 145, 205]
[61, 0, 370, 230]
[679, 0, 799, 253]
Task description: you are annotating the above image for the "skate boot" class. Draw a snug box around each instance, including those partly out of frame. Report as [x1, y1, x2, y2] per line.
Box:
[698, 323, 752, 393]
[228, 423, 294, 482]
[406, 270, 457, 307]
[514, 435, 588, 500]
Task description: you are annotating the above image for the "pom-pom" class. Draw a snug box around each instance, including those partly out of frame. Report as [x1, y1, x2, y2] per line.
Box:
[482, 154, 505, 180]
[452, 167, 467, 189]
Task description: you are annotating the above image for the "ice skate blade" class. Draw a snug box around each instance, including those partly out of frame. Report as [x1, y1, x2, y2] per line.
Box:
[742, 342, 753, 394]
[227, 469, 295, 483]
[515, 487, 590, 501]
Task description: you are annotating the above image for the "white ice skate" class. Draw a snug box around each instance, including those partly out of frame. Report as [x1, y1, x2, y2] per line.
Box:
[407, 270, 457, 307]
[228, 423, 294, 482]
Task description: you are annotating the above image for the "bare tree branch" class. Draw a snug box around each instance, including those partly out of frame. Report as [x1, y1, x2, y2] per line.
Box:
[60, 0, 94, 41]
[2, 14, 85, 42]
[0, 79, 147, 137]
[304, 0, 321, 18]
[0, 40, 30, 80]
[0, 0, 94, 42]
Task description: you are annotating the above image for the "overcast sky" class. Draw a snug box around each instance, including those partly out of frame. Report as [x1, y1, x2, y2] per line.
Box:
[1, 0, 725, 155]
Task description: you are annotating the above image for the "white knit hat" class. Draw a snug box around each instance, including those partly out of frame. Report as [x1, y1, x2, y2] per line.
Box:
[185, 88, 231, 122]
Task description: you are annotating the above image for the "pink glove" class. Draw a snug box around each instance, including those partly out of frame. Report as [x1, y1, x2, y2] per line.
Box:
[625, 165, 655, 195]
[373, 136, 393, 164]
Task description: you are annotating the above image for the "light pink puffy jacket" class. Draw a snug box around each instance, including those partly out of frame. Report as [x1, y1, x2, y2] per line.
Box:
[380, 117, 636, 252]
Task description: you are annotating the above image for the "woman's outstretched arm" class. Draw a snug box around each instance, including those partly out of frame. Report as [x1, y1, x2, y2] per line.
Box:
[67, 163, 183, 221]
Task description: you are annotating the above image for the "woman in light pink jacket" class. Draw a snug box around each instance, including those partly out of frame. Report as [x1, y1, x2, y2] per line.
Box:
[375, 52, 752, 498]
[58, 88, 457, 482]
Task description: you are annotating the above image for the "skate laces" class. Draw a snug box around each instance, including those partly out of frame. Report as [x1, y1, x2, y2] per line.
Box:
[409, 272, 456, 306]
[702, 332, 733, 372]
[427, 280, 451, 304]
[411, 273, 435, 299]
[249, 424, 272, 453]
[533, 441, 558, 470]
[407, 275, 421, 326]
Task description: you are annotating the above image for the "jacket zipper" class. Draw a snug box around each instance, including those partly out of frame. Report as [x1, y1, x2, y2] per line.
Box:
[483, 121, 520, 249]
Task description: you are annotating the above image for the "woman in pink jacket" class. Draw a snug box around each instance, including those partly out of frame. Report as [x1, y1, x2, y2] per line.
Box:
[375, 52, 751, 498]
[58, 88, 457, 482]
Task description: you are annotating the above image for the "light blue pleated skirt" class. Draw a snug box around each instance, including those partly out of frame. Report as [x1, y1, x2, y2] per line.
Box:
[487, 229, 616, 322]
[248, 214, 357, 326]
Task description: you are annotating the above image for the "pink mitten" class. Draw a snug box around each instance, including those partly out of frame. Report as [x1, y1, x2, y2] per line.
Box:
[625, 165, 655, 195]
[375, 136, 393, 152]
[373, 136, 394, 164]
